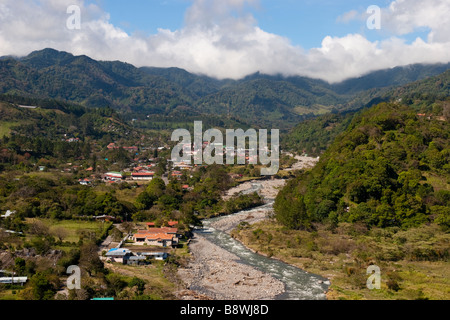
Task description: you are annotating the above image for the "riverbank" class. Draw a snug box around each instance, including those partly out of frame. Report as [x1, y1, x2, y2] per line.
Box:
[222, 179, 287, 201]
[177, 156, 326, 300]
[177, 233, 285, 300]
[232, 219, 450, 300]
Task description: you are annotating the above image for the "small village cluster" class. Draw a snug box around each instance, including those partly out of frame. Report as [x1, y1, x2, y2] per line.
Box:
[104, 220, 180, 265]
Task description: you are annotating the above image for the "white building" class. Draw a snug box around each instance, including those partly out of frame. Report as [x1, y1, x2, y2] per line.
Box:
[1, 210, 16, 219]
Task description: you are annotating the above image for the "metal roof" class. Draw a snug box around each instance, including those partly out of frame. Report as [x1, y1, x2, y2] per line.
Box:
[0, 277, 28, 284]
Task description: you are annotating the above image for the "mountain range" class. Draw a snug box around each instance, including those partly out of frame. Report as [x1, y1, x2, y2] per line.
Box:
[1, 48, 449, 129]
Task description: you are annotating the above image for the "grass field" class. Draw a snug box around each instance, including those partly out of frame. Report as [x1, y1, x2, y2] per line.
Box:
[0, 121, 20, 137]
[232, 220, 450, 300]
[105, 261, 178, 300]
[25, 218, 112, 244]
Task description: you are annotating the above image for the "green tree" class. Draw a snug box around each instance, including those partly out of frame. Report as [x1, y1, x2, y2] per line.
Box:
[28, 273, 56, 300]
[274, 184, 311, 230]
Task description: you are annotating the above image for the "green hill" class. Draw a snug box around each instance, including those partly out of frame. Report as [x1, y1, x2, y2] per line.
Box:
[275, 102, 449, 230]
[283, 69, 450, 157]
[1, 49, 449, 130]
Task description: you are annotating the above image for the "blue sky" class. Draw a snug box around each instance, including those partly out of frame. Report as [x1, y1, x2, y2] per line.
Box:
[95, 0, 425, 49]
[0, 0, 449, 82]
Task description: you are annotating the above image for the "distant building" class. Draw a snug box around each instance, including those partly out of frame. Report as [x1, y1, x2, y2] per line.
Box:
[138, 252, 168, 261]
[133, 233, 175, 247]
[94, 215, 118, 222]
[171, 171, 183, 179]
[105, 248, 132, 264]
[79, 178, 92, 186]
[105, 249, 168, 265]
[132, 227, 179, 247]
[18, 105, 37, 109]
[126, 256, 147, 265]
[131, 172, 154, 181]
[1, 210, 16, 219]
[167, 220, 179, 227]
[0, 277, 28, 286]
[104, 172, 123, 181]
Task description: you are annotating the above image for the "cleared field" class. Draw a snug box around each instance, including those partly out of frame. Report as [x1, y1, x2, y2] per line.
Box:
[0, 121, 20, 137]
[104, 261, 178, 300]
[232, 220, 450, 300]
[25, 218, 112, 244]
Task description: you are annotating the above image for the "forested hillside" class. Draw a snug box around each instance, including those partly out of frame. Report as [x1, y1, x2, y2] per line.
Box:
[281, 112, 355, 157]
[1, 49, 449, 130]
[282, 69, 450, 156]
[275, 102, 449, 230]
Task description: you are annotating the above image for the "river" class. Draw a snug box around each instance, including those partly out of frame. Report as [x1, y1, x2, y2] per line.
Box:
[180, 177, 330, 300]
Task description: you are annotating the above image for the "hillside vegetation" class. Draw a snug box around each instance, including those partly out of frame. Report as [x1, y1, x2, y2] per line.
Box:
[234, 100, 449, 300]
[275, 102, 449, 230]
[1, 49, 449, 129]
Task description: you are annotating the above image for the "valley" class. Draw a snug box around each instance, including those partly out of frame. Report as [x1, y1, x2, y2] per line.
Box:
[0, 49, 448, 302]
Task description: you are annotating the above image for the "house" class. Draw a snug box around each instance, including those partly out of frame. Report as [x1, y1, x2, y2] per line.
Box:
[94, 215, 118, 222]
[105, 248, 132, 264]
[133, 232, 175, 247]
[173, 161, 192, 170]
[132, 227, 179, 247]
[1, 210, 16, 219]
[126, 255, 148, 266]
[131, 172, 154, 181]
[18, 105, 37, 109]
[139, 252, 168, 261]
[171, 171, 183, 179]
[167, 220, 179, 227]
[145, 221, 177, 229]
[0, 277, 28, 286]
[144, 227, 179, 236]
[104, 172, 123, 181]
[79, 178, 92, 186]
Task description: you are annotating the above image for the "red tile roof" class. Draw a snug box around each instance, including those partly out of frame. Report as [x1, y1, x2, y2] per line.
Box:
[138, 227, 178, 234]
[134, 232, 174, 241]
[132, 172, 154, 176]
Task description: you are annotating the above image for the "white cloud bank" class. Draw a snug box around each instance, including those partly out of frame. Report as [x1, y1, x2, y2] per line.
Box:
[0, 0, 449, 83]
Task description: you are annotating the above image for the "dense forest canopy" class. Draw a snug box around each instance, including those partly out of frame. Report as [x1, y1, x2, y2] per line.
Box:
[275, 102, 450, 230]
[1, 49, 449, 130]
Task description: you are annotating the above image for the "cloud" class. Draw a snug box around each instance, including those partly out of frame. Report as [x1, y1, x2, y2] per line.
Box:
[382, 0, 450, 43]
[337, 10, 359, 23]
[0, 0, 449, 83]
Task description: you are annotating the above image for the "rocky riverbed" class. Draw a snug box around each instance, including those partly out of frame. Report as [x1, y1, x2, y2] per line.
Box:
[222, 179, 286, 201]
[208, 204, 272, 234]
[177, 233, 285, 300]
[177, 156, 322, 301]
